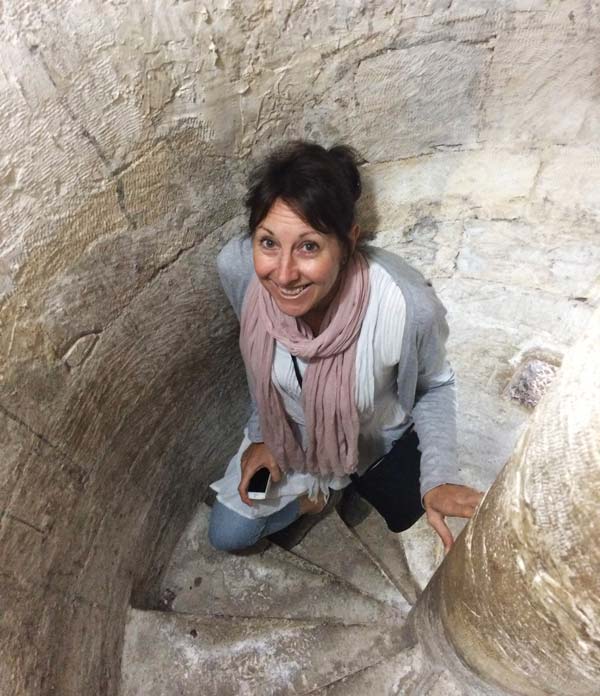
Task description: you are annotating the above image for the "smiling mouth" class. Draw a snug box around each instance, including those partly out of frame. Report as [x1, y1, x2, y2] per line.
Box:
[275, 283, 310, 298]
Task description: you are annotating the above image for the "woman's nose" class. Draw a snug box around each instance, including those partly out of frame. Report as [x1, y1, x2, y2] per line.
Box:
[274, 254, 300, 285]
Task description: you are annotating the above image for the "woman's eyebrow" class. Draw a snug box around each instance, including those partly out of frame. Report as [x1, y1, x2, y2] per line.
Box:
[257, 225, 321, 238]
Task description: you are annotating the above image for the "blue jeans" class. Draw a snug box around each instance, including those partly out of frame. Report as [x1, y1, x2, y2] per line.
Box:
[208, 498, 302, 552]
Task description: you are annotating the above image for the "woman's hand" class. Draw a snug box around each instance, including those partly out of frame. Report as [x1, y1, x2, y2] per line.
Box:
[238, 442, 282, 507]
[423, 484, 484, 554]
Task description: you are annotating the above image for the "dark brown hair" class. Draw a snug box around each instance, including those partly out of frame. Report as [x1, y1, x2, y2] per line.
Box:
[245, 141, 362, 251]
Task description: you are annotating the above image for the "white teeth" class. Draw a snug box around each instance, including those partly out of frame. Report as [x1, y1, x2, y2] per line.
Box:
[279, 285, 308, 297]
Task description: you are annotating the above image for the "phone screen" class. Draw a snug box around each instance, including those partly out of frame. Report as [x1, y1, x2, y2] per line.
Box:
[248, 467, 271, 493]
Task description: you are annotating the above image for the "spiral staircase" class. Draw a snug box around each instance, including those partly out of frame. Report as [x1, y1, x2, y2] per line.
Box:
[119, 497, 468, 695]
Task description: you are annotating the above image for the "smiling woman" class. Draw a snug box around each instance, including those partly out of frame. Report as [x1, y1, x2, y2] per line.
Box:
[208, 141, 482, 554]
[252, 199, 358, 334]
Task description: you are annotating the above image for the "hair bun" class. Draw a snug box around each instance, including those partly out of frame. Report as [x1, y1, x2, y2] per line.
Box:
[328, 145, 362, 202]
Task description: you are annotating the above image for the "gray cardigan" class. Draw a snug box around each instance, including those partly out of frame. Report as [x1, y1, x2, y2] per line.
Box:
[217, 236, 461, 498]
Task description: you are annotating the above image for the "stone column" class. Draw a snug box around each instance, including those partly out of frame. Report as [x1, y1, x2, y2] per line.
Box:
[410, 307, 600, 696]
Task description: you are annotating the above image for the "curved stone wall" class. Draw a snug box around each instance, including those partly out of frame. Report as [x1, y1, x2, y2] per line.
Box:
[1, 1, 598, 693]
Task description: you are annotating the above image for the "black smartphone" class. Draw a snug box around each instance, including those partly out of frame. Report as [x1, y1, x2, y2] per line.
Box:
[248, 467, 272, 500]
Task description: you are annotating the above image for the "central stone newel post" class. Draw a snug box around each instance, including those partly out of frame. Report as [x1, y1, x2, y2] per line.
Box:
[409, 308, 600, 696]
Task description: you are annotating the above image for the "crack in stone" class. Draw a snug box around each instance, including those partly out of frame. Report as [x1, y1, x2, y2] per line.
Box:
[452, 221, 467, 275]
[459, 34, 497, 46]
[115, 178, 138, 231]
[3, 510, 46, 535]
[450, 273, 593, 301]
[34, 47, 59, 90]
[0, 402, 75, 463]
[363, 151, 436, 166]
[79, 125, 111, 169]
[102, 248, 199, 335]
[147, 244, 197, 286]
[302, 654, 394, 693]
[356, 33, 453, 70]
[94, 213, 243, 346]
[528, 158, 546, 199]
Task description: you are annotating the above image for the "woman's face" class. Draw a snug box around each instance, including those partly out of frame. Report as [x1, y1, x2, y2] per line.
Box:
[252, 199, 350, 323]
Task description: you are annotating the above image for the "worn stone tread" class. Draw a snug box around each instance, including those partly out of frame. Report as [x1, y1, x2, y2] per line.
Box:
[314, 645, 471, 696]
[310, 647, 416, 695]
[402, 515, 468, 592]
[161, 503, 405, 625]
[120, 609, 409, 696]
[347, 505, 421, 605]
[287, 511, 411, 612]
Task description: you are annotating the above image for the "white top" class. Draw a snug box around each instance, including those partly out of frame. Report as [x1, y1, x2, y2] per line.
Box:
[210, 261, 412, 519]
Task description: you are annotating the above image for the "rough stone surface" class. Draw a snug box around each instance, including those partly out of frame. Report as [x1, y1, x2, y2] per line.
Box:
[120, 609, 408, 696]
[289, 511, 411, 612]
[0, 0, 598, 694]
[160, 503, 406, 625]
[319, 645, 468, 696]
[506, 357, 560, 410]
[348, 503, 420, 606]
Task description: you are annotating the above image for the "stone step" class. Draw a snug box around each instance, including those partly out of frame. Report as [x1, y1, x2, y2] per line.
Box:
[314, 646, 420, 695]
[120, 609, 409, 696]
[401, 515, 468, 592]
[161, 504, 404, 625]
[314, 645, 469, 696]
[347, 504, 420, 606]
[286, 511, 411, 613]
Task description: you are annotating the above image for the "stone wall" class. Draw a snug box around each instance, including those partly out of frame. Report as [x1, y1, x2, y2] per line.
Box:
[0, 1, 598, 693]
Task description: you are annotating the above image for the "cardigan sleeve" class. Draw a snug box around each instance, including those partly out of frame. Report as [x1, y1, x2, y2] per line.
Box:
[216, 236, 264, 442]
[410, 289, 463, 499]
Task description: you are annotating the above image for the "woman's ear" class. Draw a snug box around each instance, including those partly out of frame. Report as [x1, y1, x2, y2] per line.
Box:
[349, 224, 361, 253]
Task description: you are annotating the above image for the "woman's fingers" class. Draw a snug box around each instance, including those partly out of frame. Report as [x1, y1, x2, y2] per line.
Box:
[455, 489, 484, 518]
[461, 488, 484, 507]
[423, 484, 486, 551]
[237, 468, 255, 507]
[426, 508, 454, 554]
[238, 453, 261, 506]
[424, 484, 484, 518]
[267, 459, 282, 483]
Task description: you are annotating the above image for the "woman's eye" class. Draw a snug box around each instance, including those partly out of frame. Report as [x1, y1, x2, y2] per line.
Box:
[260, 238, 275, 249]
[302, 241, 319, 252]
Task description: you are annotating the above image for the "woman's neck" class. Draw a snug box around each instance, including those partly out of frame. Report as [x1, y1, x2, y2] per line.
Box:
[302, 310, 325, 336]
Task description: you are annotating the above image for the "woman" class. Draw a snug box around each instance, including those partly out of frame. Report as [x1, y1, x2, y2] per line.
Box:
[209, 141, 482, 554]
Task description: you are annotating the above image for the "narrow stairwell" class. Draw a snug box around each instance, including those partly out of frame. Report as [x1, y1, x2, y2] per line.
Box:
[120, 503, 469, 695]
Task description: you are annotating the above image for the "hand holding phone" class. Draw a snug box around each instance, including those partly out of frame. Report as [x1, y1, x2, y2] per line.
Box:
[239, 442, 282, 507]
[247, 467, 272, 500]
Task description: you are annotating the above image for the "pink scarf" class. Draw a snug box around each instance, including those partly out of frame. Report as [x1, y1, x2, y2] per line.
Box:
[239, 253, 370, 477]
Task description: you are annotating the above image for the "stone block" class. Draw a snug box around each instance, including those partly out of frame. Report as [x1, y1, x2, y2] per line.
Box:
[331, 42, 489, 162]
[482, 34, 599, 146]
[457, 219, 600, 298]
[373, 220, 463, 280]
[359, 149, 540, 233]
[533, 147, 600, 221]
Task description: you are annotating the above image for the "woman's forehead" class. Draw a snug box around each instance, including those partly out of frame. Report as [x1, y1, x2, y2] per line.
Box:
[259, 200, 322, 236]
